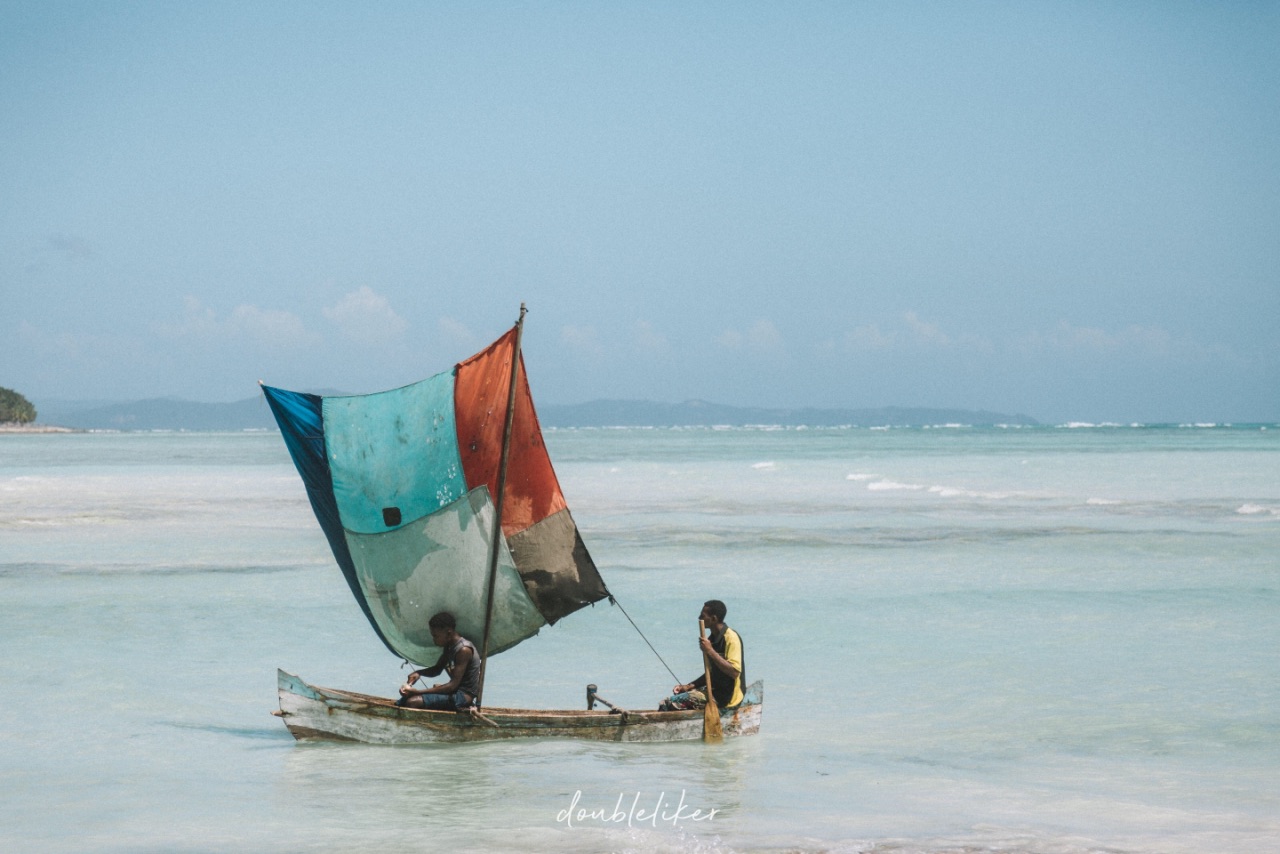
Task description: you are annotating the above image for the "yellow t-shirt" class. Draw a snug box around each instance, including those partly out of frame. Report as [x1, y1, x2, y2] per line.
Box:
[720, 627, 744, 707]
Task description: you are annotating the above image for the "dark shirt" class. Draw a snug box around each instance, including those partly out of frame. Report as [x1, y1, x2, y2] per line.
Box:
[421, 636, 482, 700]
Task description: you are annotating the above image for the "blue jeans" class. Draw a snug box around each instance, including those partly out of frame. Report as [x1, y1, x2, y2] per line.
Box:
[399, 690, 473, 711]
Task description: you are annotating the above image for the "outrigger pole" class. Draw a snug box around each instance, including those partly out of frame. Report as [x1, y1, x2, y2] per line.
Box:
[475, 303, 527, 709]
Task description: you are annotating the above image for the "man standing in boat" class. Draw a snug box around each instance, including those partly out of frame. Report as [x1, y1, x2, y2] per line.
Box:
[659, 600, 745, 711]
[396, 612, 482, 711]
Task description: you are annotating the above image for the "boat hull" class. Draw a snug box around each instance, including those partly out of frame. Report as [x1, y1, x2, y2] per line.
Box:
[275, 669, 763, 744]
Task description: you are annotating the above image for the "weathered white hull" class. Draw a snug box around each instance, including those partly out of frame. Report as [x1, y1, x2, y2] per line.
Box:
[275, 669, 763, 744]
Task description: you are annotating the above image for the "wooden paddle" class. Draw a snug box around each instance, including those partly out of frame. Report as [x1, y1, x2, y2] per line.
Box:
[700, 619, 724, 743]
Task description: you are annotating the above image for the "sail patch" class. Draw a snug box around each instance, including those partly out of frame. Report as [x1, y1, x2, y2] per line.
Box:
[507, 508, 607, 624]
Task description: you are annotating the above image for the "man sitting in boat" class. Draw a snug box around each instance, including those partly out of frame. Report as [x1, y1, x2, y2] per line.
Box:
[659, 599, 745, 711]
[396, 612, 482, 711]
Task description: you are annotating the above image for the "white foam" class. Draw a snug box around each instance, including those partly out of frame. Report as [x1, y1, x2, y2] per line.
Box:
[1236, 504, 1278, 517]
[867, 480, 924, 491]
[751, 461, 776, 470]
[1087, 497, 1122, 505]
[928, 485, 1011, 500]
[846, 473, 879, 481]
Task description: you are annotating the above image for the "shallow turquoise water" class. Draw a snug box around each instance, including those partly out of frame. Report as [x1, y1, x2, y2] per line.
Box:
[1, 426, 1277, 852]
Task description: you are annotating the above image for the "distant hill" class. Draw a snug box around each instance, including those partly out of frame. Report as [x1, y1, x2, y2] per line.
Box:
[43, 397, 278, 431]
[537, 399, 1039, 428]
[38, 395, 1038, 431]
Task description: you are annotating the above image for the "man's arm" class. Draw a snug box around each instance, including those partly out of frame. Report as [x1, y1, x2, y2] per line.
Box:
[699, 633, 741, 680]
[403, 651, 449, 692]
[413, 646, 473, 696]
[673, 674, 706, 693]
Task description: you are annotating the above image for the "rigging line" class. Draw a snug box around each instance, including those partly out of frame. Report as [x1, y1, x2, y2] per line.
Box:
[607, 592, 681, 685]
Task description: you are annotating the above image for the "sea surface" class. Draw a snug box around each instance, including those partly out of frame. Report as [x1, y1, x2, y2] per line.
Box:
[1, 425, 1277, 853]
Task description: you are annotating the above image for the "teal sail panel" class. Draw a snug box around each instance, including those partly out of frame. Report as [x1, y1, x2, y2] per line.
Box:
[322, 371, 466, 535]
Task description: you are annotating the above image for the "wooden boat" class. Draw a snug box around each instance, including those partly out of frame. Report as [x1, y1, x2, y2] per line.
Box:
[274, 669, 763, 744]
[261, 306, 761, 743]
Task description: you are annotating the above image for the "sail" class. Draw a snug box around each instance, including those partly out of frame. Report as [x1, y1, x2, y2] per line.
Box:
[261, 327, 608, 665]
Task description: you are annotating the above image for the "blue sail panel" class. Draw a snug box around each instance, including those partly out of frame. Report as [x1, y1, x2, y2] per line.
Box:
[260, 384, 397, 655]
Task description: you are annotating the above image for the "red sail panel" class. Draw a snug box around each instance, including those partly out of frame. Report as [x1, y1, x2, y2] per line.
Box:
[454, 328, 567, 537]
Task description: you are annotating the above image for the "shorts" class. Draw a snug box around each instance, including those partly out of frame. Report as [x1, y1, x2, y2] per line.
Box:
[658, 689, 707, 711]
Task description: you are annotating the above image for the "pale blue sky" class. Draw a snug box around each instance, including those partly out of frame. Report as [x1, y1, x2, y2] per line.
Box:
[2, 2, 1277, 423]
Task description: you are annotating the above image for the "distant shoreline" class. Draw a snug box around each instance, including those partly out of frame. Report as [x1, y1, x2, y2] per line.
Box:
[26, 397, 1279, 432]
[0, 423, 79, 434]
[1, 422, 1272, 436]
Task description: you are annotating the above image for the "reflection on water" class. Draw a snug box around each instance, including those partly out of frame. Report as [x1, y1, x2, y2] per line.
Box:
[273, 737, 759, 852]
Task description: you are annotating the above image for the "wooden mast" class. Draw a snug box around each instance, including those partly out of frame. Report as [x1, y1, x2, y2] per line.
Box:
[475, 303, 526, 708]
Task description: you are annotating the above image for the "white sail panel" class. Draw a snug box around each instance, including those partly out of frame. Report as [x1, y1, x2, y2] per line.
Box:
[343, 487, 546, 665]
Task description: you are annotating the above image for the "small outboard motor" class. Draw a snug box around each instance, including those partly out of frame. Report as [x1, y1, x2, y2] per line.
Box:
[585, 684, 624, 714]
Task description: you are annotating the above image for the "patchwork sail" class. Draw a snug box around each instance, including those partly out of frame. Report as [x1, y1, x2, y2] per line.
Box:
[261, 326, 607, 666]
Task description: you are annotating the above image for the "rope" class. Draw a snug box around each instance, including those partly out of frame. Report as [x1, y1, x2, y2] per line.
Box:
[607, 591, 681, 684]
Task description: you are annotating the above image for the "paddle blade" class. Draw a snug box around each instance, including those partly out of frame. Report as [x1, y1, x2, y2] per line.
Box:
[700, 619, 724, 744]
[702, 698, 724, 743]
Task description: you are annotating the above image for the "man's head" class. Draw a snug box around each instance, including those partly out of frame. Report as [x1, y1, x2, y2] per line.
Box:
[700, 599, 727, 625]
[428, 611, 457, 646]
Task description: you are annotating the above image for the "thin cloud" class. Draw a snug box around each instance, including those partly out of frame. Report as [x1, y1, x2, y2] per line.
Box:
[154, 296, 313, 349]
[747, 319, 782, 350]
[154, 295, 219, 339]
[844, 323, 895, 351]
[437, 316, 476, 350]
[717, 319, 783, 352]
[633, 319, 669, 354]
[323, 286, 408, 342]
[716, 329, 744, 350]
[836, 313, 990, 354]
[560, 324, 605, 358]
[904, 311, 950, 346]
[230, 304, 311, 347]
